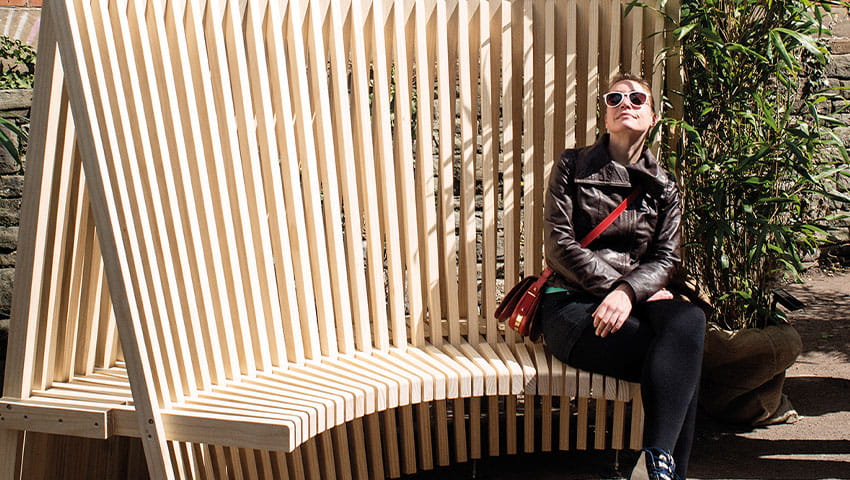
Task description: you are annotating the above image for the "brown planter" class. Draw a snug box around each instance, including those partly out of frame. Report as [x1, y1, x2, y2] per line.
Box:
[701, 323, 803, 426]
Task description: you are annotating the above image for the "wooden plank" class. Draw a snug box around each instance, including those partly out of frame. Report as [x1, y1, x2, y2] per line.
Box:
[434, 400, 450, 466]
[415, 402, 434, 471]
[347, 0, 392, 351]
[576, 397, 589, 450]
[541, 395, 553, 452]
[317, 432, 338, 480]
[487, 396, 499, 456]
[323, 0, 373, 354]
[500, 0, 520, 345]
[433, 0, 460, 345]
[452, 398, 468, 463]
[505, 395, 517, 454]
[50, 0, 175, 475]
[381, 409, 401, 478]
[523, 394, 534, 453]
[282, 0, 342, 359]
[621, 0, 643, 75]
[347, 418, 370, 480]
[0, 401, 108, 439]
[331, 423, 354, 480]
[520, 0, 537, 276]
[612, 400, 627, 450]
[3, 0, 62, 402]
[630, 384, 644, 449]
[365, 414, 385, 480]
[399, 405, 417, 475]
[559, 395, 571, 451]
[457, 343, 498, 396]
[463, 397, 479, 461]
[595, 398, 607, 449]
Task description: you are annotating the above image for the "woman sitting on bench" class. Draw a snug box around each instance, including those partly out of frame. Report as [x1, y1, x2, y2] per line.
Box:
[539, 72, 705, 480]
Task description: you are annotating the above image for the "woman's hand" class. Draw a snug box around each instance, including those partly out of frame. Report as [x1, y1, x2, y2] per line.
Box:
[646, 288, 674, 302]
[593, 284, 634, 338]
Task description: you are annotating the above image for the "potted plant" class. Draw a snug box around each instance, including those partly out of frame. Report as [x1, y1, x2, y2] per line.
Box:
[638, 0, 850, 425]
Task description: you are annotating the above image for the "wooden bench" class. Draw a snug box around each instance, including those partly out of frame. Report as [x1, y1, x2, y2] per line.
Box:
[0, 0, 680, 478]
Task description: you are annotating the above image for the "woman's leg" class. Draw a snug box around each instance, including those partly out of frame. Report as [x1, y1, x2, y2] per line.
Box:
[544, 297, 705, 478]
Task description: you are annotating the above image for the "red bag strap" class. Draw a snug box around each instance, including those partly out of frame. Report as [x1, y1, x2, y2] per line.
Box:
[540, 186, 641, 277]
[579, 187, 642, 248]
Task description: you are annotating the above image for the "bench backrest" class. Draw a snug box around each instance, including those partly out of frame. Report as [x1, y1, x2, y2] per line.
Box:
[7, 0, 676, 410]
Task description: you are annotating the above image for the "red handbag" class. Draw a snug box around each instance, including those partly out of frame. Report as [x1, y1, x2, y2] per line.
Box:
[496, 188, 641, 337]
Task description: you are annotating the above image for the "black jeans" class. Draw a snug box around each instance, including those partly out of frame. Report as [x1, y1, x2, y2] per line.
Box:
[540, 293, 705, 478]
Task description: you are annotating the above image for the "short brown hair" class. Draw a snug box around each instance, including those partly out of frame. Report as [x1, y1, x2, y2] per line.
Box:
[605, 72, 655, 111]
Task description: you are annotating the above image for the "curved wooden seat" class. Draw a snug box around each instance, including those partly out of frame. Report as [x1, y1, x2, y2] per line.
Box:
[0, 0, 678, 477]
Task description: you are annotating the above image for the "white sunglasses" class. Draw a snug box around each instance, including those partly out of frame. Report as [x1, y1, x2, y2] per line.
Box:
[602, 90, 649, 108]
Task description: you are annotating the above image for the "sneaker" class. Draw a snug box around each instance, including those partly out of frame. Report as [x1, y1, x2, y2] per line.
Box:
[629, 447, 678, 480]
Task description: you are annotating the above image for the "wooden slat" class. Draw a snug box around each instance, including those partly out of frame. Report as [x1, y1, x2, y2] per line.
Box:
[50, 0, 175, 475]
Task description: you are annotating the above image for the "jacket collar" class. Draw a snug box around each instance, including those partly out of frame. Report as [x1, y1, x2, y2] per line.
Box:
[574, 134, 669, 188]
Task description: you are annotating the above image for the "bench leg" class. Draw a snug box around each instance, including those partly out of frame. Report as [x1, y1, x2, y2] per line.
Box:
[0, 429, 22, 480]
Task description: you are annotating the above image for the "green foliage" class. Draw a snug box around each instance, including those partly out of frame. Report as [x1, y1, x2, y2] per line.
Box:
[0, 35, 37, 89]
[0, 114, 28, 166]
[640, 0, 850, 329]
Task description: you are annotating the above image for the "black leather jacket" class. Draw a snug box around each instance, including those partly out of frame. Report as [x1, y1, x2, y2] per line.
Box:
[543, 134, 682, 303]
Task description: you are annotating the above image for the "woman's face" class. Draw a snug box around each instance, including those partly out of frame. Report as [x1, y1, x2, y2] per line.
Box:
[604, 80, 656, 136]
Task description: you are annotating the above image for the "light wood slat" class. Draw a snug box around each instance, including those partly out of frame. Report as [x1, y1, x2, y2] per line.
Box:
[366, 0, 409, 350]
[50, 0, 175, 475]
[263, 0, 319, 364]
[440, 344, 485, 396]
[543, 0, 557, 220]
[433, 0, 460, 344]
[240, 0, 302, 365]
[2, 0, 62, 403]
[480, 0, 499, 343]
[93, 275, 117, 370]
[396, 405, 416, 474]
[386, 0, 427, 348]
[223, 0, 289, 371]
[113, 0, 212, 400]
[161, 0, 241, 380]
[37, 132, 81, 390]
[73, 203, 104, 377]
[372, 350, 434, 403]
[415, 403, 434, 471]
[487, 396, 499, 456]
[411, 0, 442, 349]
[541, 393, 553, 452]
[317, 432, 338, 480]
[455, 0, 480, 345]
[520, 0, 536, 279]
[380, 409, 401, 478]
[576, 0, 599, 147]
[452, 398, 468, 463]
[644, 0, 664, 121]
[331, 423, 355, 480]
[500, 0, 520, 345]
[505, 395, 517, 454]
[523, 394, 534, 453]
[621, 0, 643, 75]
[434, 400, 450, 466]
[322, 0, 373, 353]
[365, 414, 385, 480]
[348, 0, 392, 351]
[54, 169, 89, 384]
[457, 343, 498, 396]
[184, 0, 260, 377]
[576, 397, 589, 450]
[591, 372, 604, 399]
[599, 0, 621, 101]
[468, 397, 481, 459]
[630, 384, 645, 450]
[282, 0, 343, 359]
[346, 418, 370, 480]
[562, 0, 577, 149]
[612, 400, 627, 450]
[122, 0, 220, 396]
[559, 395, 571, 450]
[595, 398, 607, 449]
[304, 0, 359, 359]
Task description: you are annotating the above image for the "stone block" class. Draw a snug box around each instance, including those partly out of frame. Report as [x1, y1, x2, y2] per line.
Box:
[0, 252, 15, 268]
[825, 54, 850, 79]
[0, 175, 24, 198]
[0, 89, 33, 111]
[0, 199, 21, 227]
[0, 268, 14, 317]
[833, 126, 850, 146]
[0, 226, 18, 251]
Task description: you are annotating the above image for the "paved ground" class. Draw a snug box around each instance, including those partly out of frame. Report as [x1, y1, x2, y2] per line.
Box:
[404, 268, 850, 480]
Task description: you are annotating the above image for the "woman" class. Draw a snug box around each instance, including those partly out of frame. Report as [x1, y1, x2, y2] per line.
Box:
[540, 73, 705, 480]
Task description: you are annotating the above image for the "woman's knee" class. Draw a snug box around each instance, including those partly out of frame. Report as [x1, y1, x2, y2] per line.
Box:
[649, 301, 706, 347]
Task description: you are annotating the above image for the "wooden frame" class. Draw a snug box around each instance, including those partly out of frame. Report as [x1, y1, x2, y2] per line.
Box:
[1, 0, 678, 478]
